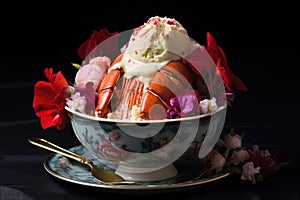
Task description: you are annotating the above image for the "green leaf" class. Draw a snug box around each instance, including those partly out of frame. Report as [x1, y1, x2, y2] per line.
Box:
[254, 173, 263, 183]
[71, 63, 81, 69]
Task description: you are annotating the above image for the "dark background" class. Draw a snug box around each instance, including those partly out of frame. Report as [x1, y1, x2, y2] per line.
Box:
[1, 1, 298, 142]
[0, 1, 299, 199]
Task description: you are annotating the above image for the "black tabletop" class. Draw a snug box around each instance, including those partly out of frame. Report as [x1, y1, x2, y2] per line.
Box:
[1, 2, 299, 200]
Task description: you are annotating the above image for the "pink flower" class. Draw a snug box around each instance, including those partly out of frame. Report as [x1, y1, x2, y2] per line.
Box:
[210, 150, 226, 172]
[231, 149, 250, 165]
[75, 56, 111, 91]
[224, 133, 242, 149]
[241, 161, 260, 183]
[202, 130, 288, 184]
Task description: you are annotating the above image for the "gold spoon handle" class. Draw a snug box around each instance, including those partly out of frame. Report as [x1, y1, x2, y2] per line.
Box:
[28, 137, 133, 184]
[28, 138, 89, 165]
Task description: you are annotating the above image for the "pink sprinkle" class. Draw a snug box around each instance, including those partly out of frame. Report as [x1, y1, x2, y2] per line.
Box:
[167, 19, 175, 25]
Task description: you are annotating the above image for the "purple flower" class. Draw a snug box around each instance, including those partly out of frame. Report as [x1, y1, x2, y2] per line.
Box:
[166, 90, 200, 119]
[67, 82, 97, 115]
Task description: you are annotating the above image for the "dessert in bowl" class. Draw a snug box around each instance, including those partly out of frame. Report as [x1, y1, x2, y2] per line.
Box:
[33, 16, 247, 181]
[65, 16, 227, 181]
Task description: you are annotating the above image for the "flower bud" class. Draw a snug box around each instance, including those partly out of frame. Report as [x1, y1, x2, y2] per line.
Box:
[224, 133, 242, 149]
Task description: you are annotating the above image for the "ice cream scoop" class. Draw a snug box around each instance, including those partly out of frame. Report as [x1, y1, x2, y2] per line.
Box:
[126, 16, 192, 63]
[109, 16, 199, 87]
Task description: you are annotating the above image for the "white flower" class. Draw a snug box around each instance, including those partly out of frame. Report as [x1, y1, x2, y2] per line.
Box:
[241, 162, 260, 183]
[66, 92, 86, 113]
[199, 97, 218, 114]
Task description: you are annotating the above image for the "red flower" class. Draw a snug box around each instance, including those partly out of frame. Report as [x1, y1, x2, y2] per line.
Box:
[33, 68, 69, 130]
[77, 28, 118, 60]
[247, 145, 279, 177]
[206, 32, 247, 94]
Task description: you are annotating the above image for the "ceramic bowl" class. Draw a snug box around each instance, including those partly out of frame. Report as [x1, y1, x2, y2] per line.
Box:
[65, 105, 226, 181]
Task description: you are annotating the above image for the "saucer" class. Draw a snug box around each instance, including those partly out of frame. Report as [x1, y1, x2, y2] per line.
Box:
[44, 145, 230, 191]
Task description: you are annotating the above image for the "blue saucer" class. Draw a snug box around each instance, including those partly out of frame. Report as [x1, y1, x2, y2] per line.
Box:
[44, 145, 230, 190]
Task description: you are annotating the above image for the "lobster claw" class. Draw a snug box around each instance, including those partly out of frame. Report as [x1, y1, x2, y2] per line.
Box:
[96, 69, 122, 117]
[140, 90, 168, 120]
[140, 60, 194, 120]
[96, 54, 124, 117]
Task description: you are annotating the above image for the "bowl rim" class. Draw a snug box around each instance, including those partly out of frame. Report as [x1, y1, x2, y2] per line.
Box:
[65, 105, 226, 124]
